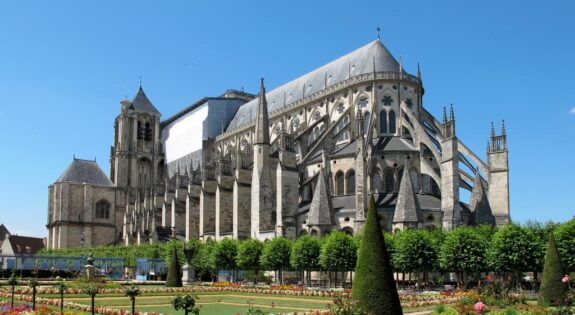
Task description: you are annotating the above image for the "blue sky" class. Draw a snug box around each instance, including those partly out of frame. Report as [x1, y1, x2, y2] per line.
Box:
[0, 1, 573, 237]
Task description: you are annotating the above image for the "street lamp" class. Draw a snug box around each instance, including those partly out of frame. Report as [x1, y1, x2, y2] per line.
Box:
[81, 233, 86, 257]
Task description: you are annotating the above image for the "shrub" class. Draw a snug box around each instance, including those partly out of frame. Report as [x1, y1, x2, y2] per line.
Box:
[351, 195, 402, 315]
[538, 233, 566, 306]
[166, 245, 183, 287]
[430, 305, 458, 315]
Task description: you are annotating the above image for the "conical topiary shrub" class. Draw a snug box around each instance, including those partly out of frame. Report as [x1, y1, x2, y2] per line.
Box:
[538, 233, 566, 306]
[352, 195, 403, 315]
[166, 245, 183, 287]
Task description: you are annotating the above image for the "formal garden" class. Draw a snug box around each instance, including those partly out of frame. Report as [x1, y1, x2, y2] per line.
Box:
[1, 198, 574, 314]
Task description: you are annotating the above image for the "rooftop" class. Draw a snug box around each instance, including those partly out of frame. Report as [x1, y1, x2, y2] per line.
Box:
[55, 158, 114, 187]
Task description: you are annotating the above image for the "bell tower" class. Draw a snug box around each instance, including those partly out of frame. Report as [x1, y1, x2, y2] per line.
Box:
[110, 86, 162, 190]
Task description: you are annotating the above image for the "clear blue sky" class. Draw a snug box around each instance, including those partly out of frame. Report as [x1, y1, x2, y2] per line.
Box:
[0, 1, 573, 237]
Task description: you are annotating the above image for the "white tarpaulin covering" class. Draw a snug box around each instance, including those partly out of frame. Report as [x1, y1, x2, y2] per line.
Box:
[161, 104, 208, 164]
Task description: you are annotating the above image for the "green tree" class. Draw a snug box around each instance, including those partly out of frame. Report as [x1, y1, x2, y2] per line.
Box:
[192, 238, 217, 281]
[394, 229, 437, 288]
[439, 227, 487, 288]
[236, 239, 263, 284]
[538, 233, 566, 306]
[320, 230, 358, 287]
[260, 237, 292, 284]
[213, 238, 239, 282]
[488, 224, 544, 289]
[172, 294, 200, 315]
[352, 195, 403, 315]
[83, 285, 99, 315]
[555, 218, 575, 273]
[7, 272, 18, 308]
[166, 245, 183, 287]
[124, 284, 141, 315]
[291, 235, 322, 286]
[56, 278, 67, 314]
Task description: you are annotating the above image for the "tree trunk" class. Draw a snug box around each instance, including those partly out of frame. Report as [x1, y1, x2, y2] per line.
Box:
[32, 286, 36, 310]
[254, 269, 258, 285]
[91, 295, 95, 315]
[334, 271, 338, 288]
[131, 297, 135, 315]
[60, 292, 64, 314]
[280, 269, 283, 285]
[402, 272, 405, 289]
[11, 286, 14, 308]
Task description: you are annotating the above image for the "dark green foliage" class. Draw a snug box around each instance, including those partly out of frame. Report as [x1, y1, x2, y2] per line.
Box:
[394, 229, 438, 274]
[320, 230, 357, 272]
[192, 238, 217, 281]
[172, 294, 200, 315]
[352, 195, 403, 315]
[291, 235, 321, 286]
[236, 239, 264, 284]
[538, 233, 566, 306]
[213, 238, 238, 271]
[166, 245, 183, 287]
[489, 224, 544, 273]
[260, 237, 292, 284]
[439, 227, 488, 285]
[555, 218, 575, 272]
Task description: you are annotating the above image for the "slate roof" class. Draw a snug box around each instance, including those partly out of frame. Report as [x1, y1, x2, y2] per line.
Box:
[131, 86, 160, 115]
[227, 40, 408, 130]
[307, 170, 335, 226]
[393, 166, 420, 223]
[55, 159, 114, 187]
[0, 224, 10, 240]
[5, 235, 45, 254]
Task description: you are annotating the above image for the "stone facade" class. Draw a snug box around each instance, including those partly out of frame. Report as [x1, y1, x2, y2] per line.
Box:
[47, 39, 510, 248]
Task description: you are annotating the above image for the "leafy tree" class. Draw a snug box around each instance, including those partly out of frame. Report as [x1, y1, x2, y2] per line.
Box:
[124, 284, 141, 315]
[56, 278, 67, 314]
[291, 235, 322, 286]
[83, 285, 99, 315]
[7, 272, 17, 308]
[538, 233, 566, 306]
[28, 278, 38, 310]
[352, 195, 403, 315]
[260, 237, 292, 284]
[236, 239, 263, 284]
[320, 230, 357, 287]
[439, 227, 487, 287]
[488, 224, 545, 288]
[192, 238, 216, 281]
[172, 294, 200, 315]
[554, 218, 575, 273]
[394, 229, 437, 287]
[166, 245, 183, 287]
[213, 238, 239, 281]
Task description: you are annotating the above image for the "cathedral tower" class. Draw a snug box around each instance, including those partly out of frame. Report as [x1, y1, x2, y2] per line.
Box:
[110, 86, 162, 190]
[487, 121, 510, 225]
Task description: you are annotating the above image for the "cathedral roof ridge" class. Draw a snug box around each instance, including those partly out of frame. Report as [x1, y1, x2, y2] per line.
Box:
[226, 39, 408, 131]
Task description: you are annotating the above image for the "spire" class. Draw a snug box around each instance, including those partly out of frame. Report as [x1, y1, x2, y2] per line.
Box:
[449, 104, 455, 121]
[490, 122, 496, 138]
[393, 164, 420, 224]
[501, 119, 506, 136]
[469, 168, 495, 225]
[254, 78, 270, 145]
[307, 169, 335, 227]
[131, 86, 160, 115]
[486, 140, 491, 154]
[399, 55, 404, 79]
[417, 62, 421, 80]
[443, 107, 448, 124]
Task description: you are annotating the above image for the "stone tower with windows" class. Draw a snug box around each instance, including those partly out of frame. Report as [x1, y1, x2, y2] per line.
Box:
[110, 86, 163, 190]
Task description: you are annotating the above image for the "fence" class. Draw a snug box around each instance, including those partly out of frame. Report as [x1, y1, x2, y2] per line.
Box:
[0, 255, 166, 280]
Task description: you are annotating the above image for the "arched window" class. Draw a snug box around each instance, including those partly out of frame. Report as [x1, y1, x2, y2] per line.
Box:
[384, 168, 394, 192]
[144, 122, 153, 141]
[389, 110, 396, 134]
[335, 172, 345, 196]
[372, 172, 384, 192]
[346, 170, 356, 195]
[95, 200, 110, 219]
[380, 110, 387, 133]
